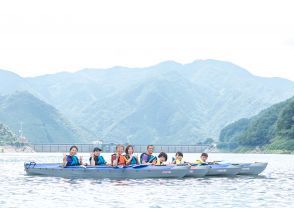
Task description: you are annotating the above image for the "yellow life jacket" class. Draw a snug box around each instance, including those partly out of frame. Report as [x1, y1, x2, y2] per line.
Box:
[175, 159, 184, 164]
[156, 160, 165, 165]
[195, 159, 205, 164]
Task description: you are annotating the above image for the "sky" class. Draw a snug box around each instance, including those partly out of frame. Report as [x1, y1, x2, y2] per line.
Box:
[0, 0, 294, 80]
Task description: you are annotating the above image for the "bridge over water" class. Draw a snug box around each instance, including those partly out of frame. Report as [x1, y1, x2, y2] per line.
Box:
[29, 143, 212, 153]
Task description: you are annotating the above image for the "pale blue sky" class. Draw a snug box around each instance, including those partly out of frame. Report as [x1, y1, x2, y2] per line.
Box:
[0, 0, 293, 80]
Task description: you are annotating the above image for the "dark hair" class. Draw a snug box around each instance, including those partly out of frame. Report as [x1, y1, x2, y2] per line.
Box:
[176, 151, 183, 157]
[147, 145, 154, 150]
[70, 145, 78, 151]
[125, 145, 134, 154]
[93, 147, 102, 152]
[158, 152, 168, 161]
[201, 153, 208, 157]
[116, 144, 125, 150]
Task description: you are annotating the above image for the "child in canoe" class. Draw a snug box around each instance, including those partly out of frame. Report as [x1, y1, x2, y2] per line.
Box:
[194, 153, 208, 164]
[172, 151, 185, 165]
[156, 152, 168, 165]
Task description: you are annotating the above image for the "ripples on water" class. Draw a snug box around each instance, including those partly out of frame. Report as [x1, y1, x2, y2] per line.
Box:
[0, 153, 293, 208]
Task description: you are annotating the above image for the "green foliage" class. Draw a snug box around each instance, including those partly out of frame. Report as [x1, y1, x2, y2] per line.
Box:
[266, 137, 294, 152]
[219, 118, 250, 143]
[219, 97, 294, 152]
[0, 123, 18, 145]
[276, 99, 294, 139]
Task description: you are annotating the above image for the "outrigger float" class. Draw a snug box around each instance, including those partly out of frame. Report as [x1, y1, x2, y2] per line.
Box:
[24, 162, 267, 179]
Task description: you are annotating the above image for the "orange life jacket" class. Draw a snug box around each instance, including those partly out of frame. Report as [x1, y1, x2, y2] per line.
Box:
[111, 154, 127, 166]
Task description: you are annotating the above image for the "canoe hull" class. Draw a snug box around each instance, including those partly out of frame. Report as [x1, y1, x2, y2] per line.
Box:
[238, 162, 268, 175]
[24, 163, 189, 179]
[185, 165, 210, 177]
[206, 164, 241, 176]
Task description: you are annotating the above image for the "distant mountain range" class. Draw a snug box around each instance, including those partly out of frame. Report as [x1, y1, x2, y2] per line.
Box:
[219, 96, 294, 152]
[0, 59, 294, 144]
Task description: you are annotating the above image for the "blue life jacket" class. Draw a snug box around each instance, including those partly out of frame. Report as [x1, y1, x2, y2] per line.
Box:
[130, 156, 138, 165]
[125, 154, 138, 165]
[66, 155, 80, 166]
[140, 153, 157, 163]
[90, 156, 106, 165]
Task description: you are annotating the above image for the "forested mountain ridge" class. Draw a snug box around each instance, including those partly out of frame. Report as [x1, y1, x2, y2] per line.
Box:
[1, 60, 294, 144]
[219, 96, 294, 152]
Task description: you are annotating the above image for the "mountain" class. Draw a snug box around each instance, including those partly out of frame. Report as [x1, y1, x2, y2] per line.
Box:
[0, 69, 30, 94]
[219, 96, 294, 152]
[0, 92, 84, 143]
[1, 59, 294, 144]
[0, 123, 18, 145]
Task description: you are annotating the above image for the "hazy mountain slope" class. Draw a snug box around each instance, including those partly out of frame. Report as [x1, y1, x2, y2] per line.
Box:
[0, 92, 84, 143]
[0, 69, 31, 94]
[1, 59, 294, 143]
[77, 72, 209, 143]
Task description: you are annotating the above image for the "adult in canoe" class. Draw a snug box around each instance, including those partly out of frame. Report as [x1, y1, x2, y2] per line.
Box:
[140, 145, 157, 165]
[111, 144, 127, 166]
[89, 147, 107, 166]
[125, 145, 139, 165]
[63, 145, 83, 167]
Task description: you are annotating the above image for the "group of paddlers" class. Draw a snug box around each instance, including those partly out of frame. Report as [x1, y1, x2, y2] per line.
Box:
[63, 144, 209, 167]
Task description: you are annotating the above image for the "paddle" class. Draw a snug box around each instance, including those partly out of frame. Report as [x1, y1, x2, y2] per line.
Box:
[132, 164, 149, 169]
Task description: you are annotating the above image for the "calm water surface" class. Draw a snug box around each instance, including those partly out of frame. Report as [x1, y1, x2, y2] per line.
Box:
[0, 153, 293, 208]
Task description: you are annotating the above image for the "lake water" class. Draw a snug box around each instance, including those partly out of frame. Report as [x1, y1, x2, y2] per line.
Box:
[0, 152, 293, 208]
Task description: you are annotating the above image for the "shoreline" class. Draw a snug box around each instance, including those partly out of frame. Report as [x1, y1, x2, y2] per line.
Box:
[217, 148, 294, 155]
[1, 146, 293, 155]
[0, 145, 35, 153]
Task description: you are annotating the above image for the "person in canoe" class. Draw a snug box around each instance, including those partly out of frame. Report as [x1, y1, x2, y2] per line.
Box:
[111, 144, 127, 166]
[194, 153, 208, 164]
[89, 147, 107, 166]
[140, 145, 157, 165]
[156, 152, 168, 165]
[125, 145, 139, 165]
[63, 145, 83, 167]
[172, 151, 185, 165]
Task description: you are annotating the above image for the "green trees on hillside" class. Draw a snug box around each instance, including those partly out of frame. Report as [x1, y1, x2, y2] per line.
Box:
[276, 99, 294, 139]
[218, 97, 294, 152]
